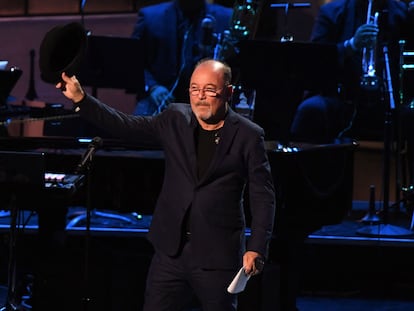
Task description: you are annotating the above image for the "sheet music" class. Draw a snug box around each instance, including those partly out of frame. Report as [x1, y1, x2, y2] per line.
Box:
[227, 267, 251, 294]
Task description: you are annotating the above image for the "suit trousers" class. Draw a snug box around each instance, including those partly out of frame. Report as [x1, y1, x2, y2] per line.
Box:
[142, 237, 238, 311]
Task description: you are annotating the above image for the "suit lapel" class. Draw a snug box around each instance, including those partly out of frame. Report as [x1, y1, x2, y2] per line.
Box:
[182, 109, 199, 183]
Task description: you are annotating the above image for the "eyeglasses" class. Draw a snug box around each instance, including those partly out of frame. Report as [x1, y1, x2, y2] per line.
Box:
[189, 87, 225, 97]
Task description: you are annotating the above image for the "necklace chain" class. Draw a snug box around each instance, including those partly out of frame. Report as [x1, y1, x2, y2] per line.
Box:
[213, 130, 220, 145]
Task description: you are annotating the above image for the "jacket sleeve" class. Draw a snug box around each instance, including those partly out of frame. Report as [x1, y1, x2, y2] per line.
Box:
[75, 94, 162, 148]
[131, 8, 158, 91]
[246, 129, 276, 258]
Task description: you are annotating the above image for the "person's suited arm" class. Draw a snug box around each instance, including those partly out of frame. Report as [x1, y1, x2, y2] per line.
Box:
[132, 8, 159, 90]
[131, 8, 174, 108]
[310, 4, 350, 66]
[57, 72, 162, 147]
[244, 129, 276, 274]
[311, 4, 377, 66]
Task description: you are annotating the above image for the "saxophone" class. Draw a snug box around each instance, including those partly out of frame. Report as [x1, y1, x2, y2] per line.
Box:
[213, 0, 264, 119]
[213, 0, 263, 61]
[213, 0, 264, 118]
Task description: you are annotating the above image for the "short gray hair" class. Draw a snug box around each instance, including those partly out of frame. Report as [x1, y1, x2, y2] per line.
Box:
[195, 58, 232, 85]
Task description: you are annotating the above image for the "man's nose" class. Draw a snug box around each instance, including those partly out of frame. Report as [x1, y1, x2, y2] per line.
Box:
[198, 89, 207, 99]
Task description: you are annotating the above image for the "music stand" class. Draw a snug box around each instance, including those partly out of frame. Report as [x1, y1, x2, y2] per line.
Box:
[237, 40, 338, 143]
[0, 151, 45, 311]
[78, 35, 145, 98]
[0, 68, 23, 110]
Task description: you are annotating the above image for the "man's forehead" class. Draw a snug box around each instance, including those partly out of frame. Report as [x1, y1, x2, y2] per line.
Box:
[192, 64, 223, 81]
[199, 60, 223, 71]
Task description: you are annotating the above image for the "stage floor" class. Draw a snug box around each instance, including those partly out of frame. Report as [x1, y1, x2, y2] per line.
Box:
[0, 201, 413, 311]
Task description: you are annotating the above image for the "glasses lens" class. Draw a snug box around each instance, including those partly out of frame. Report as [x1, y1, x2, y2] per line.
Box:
[189, 88, 220, 97]
[205, 89, 217, 97]
[189, 88, 199, 96]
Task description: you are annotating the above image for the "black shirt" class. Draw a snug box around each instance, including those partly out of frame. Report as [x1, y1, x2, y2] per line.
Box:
[183, 125, 220, 236]
[196, 126, 220, 179]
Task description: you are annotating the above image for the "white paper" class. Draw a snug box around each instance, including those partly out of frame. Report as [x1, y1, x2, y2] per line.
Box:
[227, 267, 251, 294]
[0, 61, 8, 70]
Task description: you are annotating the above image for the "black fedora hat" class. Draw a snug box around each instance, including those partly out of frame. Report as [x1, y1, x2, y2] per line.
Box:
[39, 22, 87, 84]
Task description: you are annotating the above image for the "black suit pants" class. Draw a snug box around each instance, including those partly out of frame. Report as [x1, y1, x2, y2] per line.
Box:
[143, 239, 237, 311]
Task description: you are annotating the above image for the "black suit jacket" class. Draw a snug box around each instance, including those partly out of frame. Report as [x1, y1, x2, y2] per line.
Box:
[311, 0, 413, 97]
[77, 95, 276, 269]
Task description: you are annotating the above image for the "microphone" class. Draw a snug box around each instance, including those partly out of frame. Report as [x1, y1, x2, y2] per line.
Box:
[199, 15, 216, 57]
[75, 136, 103, 174]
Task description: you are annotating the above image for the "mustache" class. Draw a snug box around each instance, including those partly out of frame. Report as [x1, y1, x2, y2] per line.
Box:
[195, 101, 209, 107]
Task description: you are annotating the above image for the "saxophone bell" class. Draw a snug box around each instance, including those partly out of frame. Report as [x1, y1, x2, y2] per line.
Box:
[212, 0, 262, 61]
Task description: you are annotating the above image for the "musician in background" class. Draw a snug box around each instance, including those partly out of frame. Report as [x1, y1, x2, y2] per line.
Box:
[290, 0, 414, 144]
[131, 0, 232, 116]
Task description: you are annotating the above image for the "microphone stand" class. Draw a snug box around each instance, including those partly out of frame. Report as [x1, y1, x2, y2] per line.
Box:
[357, 45, 413, 237]
[80, 0, 87, 29]
[25, 49, 38, 101]
[0, 193, 19, 311]
[75, 137, 102, 311]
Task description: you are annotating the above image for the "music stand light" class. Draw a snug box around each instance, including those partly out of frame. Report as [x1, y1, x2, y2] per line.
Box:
[0, 68, 23, 110]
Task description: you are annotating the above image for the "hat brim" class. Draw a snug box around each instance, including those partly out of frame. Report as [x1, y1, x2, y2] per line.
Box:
[39, 22, 87, 84]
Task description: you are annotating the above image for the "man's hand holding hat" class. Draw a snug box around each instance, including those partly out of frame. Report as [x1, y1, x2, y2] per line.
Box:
[56, 72, 85, 104]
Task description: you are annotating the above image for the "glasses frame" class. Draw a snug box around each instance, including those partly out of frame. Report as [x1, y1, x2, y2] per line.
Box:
[188, 86, 226, 98]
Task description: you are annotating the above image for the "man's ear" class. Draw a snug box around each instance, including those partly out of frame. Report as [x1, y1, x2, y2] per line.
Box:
[226, 84, 233, 101]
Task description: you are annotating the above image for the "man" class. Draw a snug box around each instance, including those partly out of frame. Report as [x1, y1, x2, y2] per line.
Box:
[131, 0, 232, 116]
[56, 59, 276, 311]
[290, 0, 414, 144]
